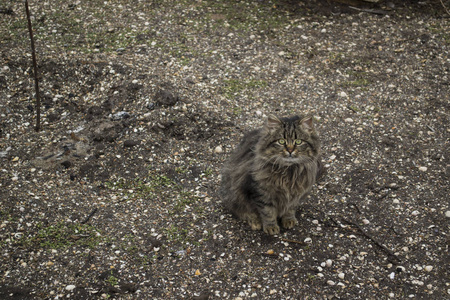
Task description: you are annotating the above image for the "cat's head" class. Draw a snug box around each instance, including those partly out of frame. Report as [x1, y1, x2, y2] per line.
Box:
[256, 114, 320, 165]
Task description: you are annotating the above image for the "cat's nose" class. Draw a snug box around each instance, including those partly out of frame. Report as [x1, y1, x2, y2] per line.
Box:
[286, 145, 294, 153]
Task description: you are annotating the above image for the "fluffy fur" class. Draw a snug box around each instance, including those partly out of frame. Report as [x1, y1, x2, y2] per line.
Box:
[220, 115, 323, 235]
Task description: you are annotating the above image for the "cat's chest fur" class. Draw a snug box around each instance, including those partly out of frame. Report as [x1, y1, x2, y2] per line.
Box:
[253, 161, 317, 205]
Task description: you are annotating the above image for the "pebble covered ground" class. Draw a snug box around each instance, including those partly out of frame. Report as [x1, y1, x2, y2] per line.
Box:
[0, 0, 449, 299]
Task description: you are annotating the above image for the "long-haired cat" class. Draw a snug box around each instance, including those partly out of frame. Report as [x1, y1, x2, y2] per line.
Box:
[220, 114, 323, 235]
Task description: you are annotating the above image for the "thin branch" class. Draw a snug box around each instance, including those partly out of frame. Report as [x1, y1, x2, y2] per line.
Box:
[25, 0, 41, 132]
[280, 238, 307, 246]
[342, 218, 401, 264]
[81, 208, 98, 224]
[440, 0, 450, 15]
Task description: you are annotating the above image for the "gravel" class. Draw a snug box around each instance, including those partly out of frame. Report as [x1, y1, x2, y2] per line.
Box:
[0, 0, 449, 299]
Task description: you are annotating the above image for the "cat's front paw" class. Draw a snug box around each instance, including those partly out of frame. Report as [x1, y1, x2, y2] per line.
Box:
[263, 224, 280, 235]
[281, 217, 298, 229]
[248, 219, 262, 231]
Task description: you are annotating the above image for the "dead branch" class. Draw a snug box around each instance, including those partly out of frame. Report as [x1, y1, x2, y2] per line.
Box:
[342, 218, 401, 264]
[25, 0, 41, 131]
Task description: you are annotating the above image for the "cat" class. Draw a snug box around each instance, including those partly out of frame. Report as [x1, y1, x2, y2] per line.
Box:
[220, 114, 323, 235]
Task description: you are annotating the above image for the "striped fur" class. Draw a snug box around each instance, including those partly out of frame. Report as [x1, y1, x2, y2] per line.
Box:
[220, 115, 323, 235]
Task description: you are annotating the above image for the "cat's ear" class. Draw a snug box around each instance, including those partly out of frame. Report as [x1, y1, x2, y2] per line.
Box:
[299, 116, 314, 133]
[266, 115, 282, 131]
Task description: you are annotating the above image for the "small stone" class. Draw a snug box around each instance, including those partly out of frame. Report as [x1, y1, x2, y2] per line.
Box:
[154, 89, 178, 107]
[214, 146, 223, 154]
[338, 273, 345, 280]
[327, 280, 335, 286]
[325, 259, 333, 267]
[362, 219, 370, 225]
[111, 111, 130, 120]
[65, 285, 76, 291]
[194, 269, 201, 276]
[339, 91, 348, 98]
[304, 237, 312, 243]
[424, 265, 433, 272]
[396, 266, 405, 272]
[445, 211, 450, 218]
[267, 249, 274, 255]
[344, 118, 354, 123]
[418, 166, 427, 172]
[124, 140, 140, 147]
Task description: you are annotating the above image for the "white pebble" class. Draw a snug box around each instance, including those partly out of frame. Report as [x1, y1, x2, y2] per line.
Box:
[424, 265, 433, 272]
[325, 259, 333, 267]
[338, 273, 345, 279]
[362, 219, 370, 225]
[445, 211, 450, 218]
[304, 237, 312, 243]
[214, 146, 223, 154]
[418, 166, 427, 172]
[393, 199, 400, 204]
[411, 210, 419, 216]
[344, 118, 354, 123]
[389, 292, 395, 298]
[65, 285, 76, 291]
[339, 91, 348, 98]
[327, 280, 335, 286]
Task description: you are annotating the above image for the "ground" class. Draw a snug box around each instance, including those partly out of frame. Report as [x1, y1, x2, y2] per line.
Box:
[0, 0, 449, 299]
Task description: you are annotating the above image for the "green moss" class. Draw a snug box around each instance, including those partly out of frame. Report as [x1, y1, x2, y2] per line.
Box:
[222, 78, 267, 99]
[15, 222, 103, 250]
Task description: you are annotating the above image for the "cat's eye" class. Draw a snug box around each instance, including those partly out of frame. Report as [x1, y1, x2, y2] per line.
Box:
[278, 139, 286, 145]
[295, 139, 303, 145]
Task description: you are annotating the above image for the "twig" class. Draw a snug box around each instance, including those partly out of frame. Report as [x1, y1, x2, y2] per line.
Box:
[25, 0, 41, 131]
[347, 202, 362, 214]
[81, 208, 98, 224]
[342, 218, 401, 264]
[440, 0, 450, 16]
[281, 238, 307, 246]
[348, 6, 390, 15]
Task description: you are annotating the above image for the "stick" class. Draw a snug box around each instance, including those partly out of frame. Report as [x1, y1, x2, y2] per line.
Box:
[81, 208, 98, 224]
[281, 238, 307, 246]
[342, 218, 401, 264]
[440, 0, 450, 16]
[25, 0, 41, 131]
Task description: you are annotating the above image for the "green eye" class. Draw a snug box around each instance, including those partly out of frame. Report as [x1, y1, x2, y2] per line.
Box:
[278, 139, 286, 145]
[295, 139, 303, 145]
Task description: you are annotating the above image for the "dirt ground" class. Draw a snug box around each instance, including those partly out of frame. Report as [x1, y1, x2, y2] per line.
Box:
[0, 0, 449, 299]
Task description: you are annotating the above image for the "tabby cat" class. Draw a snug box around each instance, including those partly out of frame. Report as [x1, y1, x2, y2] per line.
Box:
[220, 114, 323, 235]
